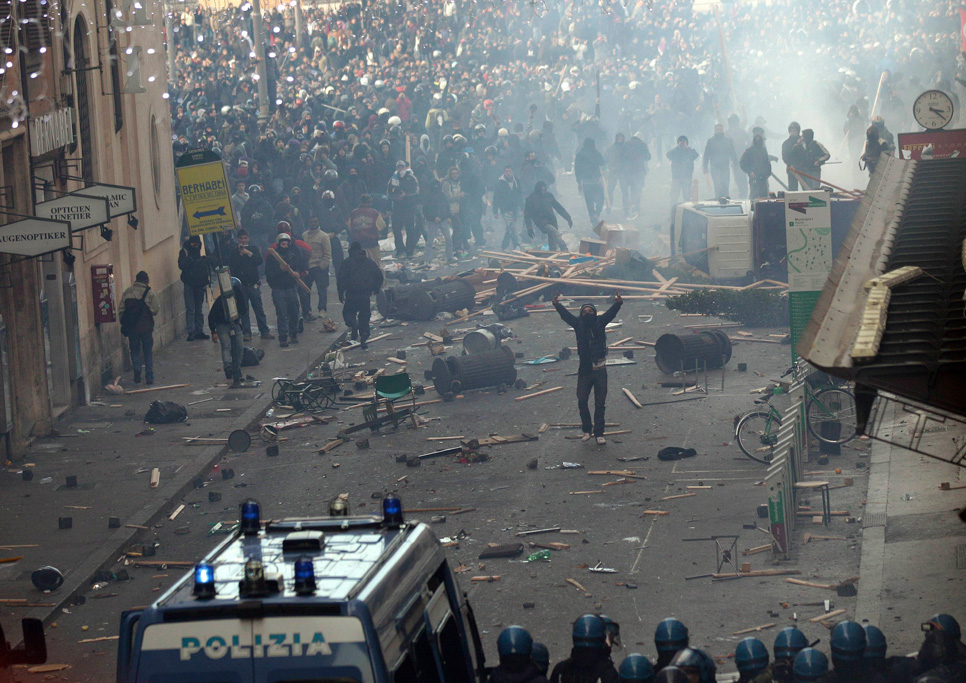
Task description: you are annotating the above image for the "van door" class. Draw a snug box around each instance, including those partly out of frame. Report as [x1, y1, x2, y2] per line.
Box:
[250, 616, 375, 683]
[134, 618, 253, 682]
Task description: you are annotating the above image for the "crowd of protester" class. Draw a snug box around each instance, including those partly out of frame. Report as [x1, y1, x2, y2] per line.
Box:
[167, 0, 965, 244]
[485, 613, 966, 682]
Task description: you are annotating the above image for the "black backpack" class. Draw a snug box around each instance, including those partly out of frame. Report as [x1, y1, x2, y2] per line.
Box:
[120, 287, 150, 337]
[144, 400, 188, 424]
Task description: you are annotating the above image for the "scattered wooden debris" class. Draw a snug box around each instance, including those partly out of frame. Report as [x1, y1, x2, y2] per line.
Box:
[514, 386, 563, 401]
[809, 608, 847, 623]
[732, 623, 776, 636]
[566, 578, 587, 592]
[622, 388, 643, 408]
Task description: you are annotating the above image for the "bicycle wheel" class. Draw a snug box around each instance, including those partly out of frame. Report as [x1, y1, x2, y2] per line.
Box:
[806, 387, 857, 445]
[735, 410, 783, 464]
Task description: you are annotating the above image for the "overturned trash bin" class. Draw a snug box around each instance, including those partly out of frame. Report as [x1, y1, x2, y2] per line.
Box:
[654, 330, 732, 374]
[431, 346, 517, 394]
[377, 278, 476, 321]
[462, 324, 513, 354]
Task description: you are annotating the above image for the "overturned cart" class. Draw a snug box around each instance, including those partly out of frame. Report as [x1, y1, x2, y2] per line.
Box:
[430, 346, 517, 394]
[376, 277, 476, 320]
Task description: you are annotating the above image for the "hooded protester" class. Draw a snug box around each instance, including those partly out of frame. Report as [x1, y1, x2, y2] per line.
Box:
[228, 229, 274, 341]
[493, 165, 524, 250]
[553, 293, 623, 444]
[118, 271, 160, 385]
[340, 166, 369, 212]
[702, 124, 738, 199]
[739, 134, 773, 200]
[208, 277, 249, 387]
[574, 137, 607, 223]
[795, 128, 830, 189]
[524, 181, 571, 251]
[337, 242, 384, 350]
[387, 159, 421, 258]
[318, 190, 347, 275]
[178, 235, 210, 341]
[781, 122, 806, 191]
[860, 125, 895, 177]
[265, 232, 306, 348]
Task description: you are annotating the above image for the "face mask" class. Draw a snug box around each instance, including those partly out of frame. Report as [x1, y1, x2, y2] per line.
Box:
[323, 197, 335, 208]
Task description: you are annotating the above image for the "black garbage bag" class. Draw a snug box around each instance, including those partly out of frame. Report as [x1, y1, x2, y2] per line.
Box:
[144, 400, 188, 424]
[657, 446, 697, 461]
[241, 347, 265, 367]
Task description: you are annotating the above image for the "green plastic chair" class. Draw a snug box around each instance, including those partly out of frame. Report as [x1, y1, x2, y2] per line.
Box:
[373, 372, 417, 428]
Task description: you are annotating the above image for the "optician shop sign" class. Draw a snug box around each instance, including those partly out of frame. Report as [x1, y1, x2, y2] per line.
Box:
[35, 193, 111, 232]
[0, 217, 71, 257]
[74, 183, 137, 219]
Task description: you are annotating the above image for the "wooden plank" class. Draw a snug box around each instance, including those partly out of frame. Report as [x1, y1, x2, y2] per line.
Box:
[661, 492, 697, 501]
[566, 578, 587, 592]
[149, 468, 160, 489]
[318, 439, 345, 454]
[809, 608, 847, 623]
[641, 510, 669, 516]
[426, 436, 465, 441]
[514, 386, 563, 402]
[622, 388, 643, 408]
[732, 622, 776, 636]
[570, 490, 606, 495]
[742, 544, 773, 556]
[125, 383, 190, 395]
[132, 560, 195, 568]
[786, 578, 835, 590]
[168, 504, 185, 521]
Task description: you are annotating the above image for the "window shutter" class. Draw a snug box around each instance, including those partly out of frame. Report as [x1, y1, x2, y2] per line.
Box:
[18, 0, 51, 52]
[0, 0, 14, 54]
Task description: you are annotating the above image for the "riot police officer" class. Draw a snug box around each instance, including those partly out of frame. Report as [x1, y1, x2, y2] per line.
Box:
[793, 649, 828, 682]
[654, 619, 690, 670]
[532, 643, 551, 677]
[773, 627, 809, 682]
[618, 654, 654, 683]
[654, 668, 689, 683]
[490, 626, 549, 683]
[821, 621, 866, 681]
[550, 615, 619, 683]
[670, 647, 716, 683]
[735, 638, 771, 682]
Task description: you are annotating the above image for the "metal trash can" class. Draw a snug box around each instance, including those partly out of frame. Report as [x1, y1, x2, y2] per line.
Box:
[654, 330, 732, 374]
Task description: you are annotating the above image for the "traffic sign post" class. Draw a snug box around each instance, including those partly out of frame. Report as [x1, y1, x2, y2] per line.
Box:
[175, 150, 236, 236]
[0, 217, 72, 257]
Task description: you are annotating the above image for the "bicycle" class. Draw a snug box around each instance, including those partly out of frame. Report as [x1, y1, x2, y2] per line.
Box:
[734, 371, 858, 464]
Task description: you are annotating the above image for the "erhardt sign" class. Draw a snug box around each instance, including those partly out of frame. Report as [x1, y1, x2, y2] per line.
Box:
[29, 108, 75, 157]
[35, 193, 110, 232]
[75, 183, 137, 219]
[0, 217, 71, 256]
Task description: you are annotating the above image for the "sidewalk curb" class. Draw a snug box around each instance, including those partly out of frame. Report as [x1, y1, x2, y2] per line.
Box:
[855, 432, 894, 624]
[26, 344, 335, 627]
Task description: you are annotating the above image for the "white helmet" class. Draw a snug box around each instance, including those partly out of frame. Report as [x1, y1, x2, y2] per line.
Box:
[387, 115, 402, 127]
[276, 233, 291, 243]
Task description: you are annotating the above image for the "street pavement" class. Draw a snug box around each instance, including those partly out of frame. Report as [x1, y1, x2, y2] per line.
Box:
[1, 167, 961, 680]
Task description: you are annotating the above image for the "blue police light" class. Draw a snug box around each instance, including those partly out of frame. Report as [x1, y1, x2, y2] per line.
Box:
[240, 499, 261, 535]
[382, 495, 404, 527]
[293, 556, 317, 596]
[193, 562, 216, 599]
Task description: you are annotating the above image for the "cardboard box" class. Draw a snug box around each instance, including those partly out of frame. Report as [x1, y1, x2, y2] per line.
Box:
[579, 238, 608, 255]
[598, 223, 640, 250]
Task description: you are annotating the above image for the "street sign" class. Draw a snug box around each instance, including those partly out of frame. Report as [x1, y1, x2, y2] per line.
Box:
[897, 128, 966, 160]
[175, 149, 236, 236]
[785, 190, 832, 361]
[35, 193, 111, 232]
[0, 217, 71, 257]
[75, 183, 137, 219]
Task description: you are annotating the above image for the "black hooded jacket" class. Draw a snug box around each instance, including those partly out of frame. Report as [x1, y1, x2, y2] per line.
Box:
[524, 182, 571, 232]
[549, 648, 619, 683]
[337, 249, 384, 303]
[554, 300, 622, 373]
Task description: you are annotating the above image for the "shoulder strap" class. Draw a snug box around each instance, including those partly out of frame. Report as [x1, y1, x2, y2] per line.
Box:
[140, 286, 151, 301]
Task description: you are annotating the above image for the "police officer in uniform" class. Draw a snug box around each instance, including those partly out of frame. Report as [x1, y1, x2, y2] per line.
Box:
[793, 649, 828, 682]
[549, 615, 619, 683]
[489, 626, 549, 683]
[654, 619, 690, 670]
[735, 638, 771, 682]
[772, 627, 809, 682]
[618, 654, 655, 683]
[532, 643, 551, 678]
[819, 621, 866, 682]
[654, 668, 689, 683]
[670, 648, 716, 683]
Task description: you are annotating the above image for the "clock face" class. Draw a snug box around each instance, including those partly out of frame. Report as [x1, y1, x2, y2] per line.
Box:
[913, 90, 954, 130]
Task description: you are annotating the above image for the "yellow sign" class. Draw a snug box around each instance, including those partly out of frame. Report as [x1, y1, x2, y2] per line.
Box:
[176, 159, 236, 236]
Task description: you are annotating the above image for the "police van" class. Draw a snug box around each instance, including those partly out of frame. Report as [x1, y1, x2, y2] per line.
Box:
[117, 497, 487, 682]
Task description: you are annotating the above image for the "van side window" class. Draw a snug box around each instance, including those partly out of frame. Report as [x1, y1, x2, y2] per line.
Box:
[392, 652, 418, 683]
[437, 614, 471, 681]
[412, 627, 442, 683]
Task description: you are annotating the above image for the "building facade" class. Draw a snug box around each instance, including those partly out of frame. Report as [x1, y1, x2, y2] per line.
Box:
[0, 0, 181, 456]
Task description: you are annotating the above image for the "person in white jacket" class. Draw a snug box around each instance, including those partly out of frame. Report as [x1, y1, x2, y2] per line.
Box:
[302, 216, 332, 318]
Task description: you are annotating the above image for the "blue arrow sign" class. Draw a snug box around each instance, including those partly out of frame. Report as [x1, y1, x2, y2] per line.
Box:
[193, 206, 227, 219]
